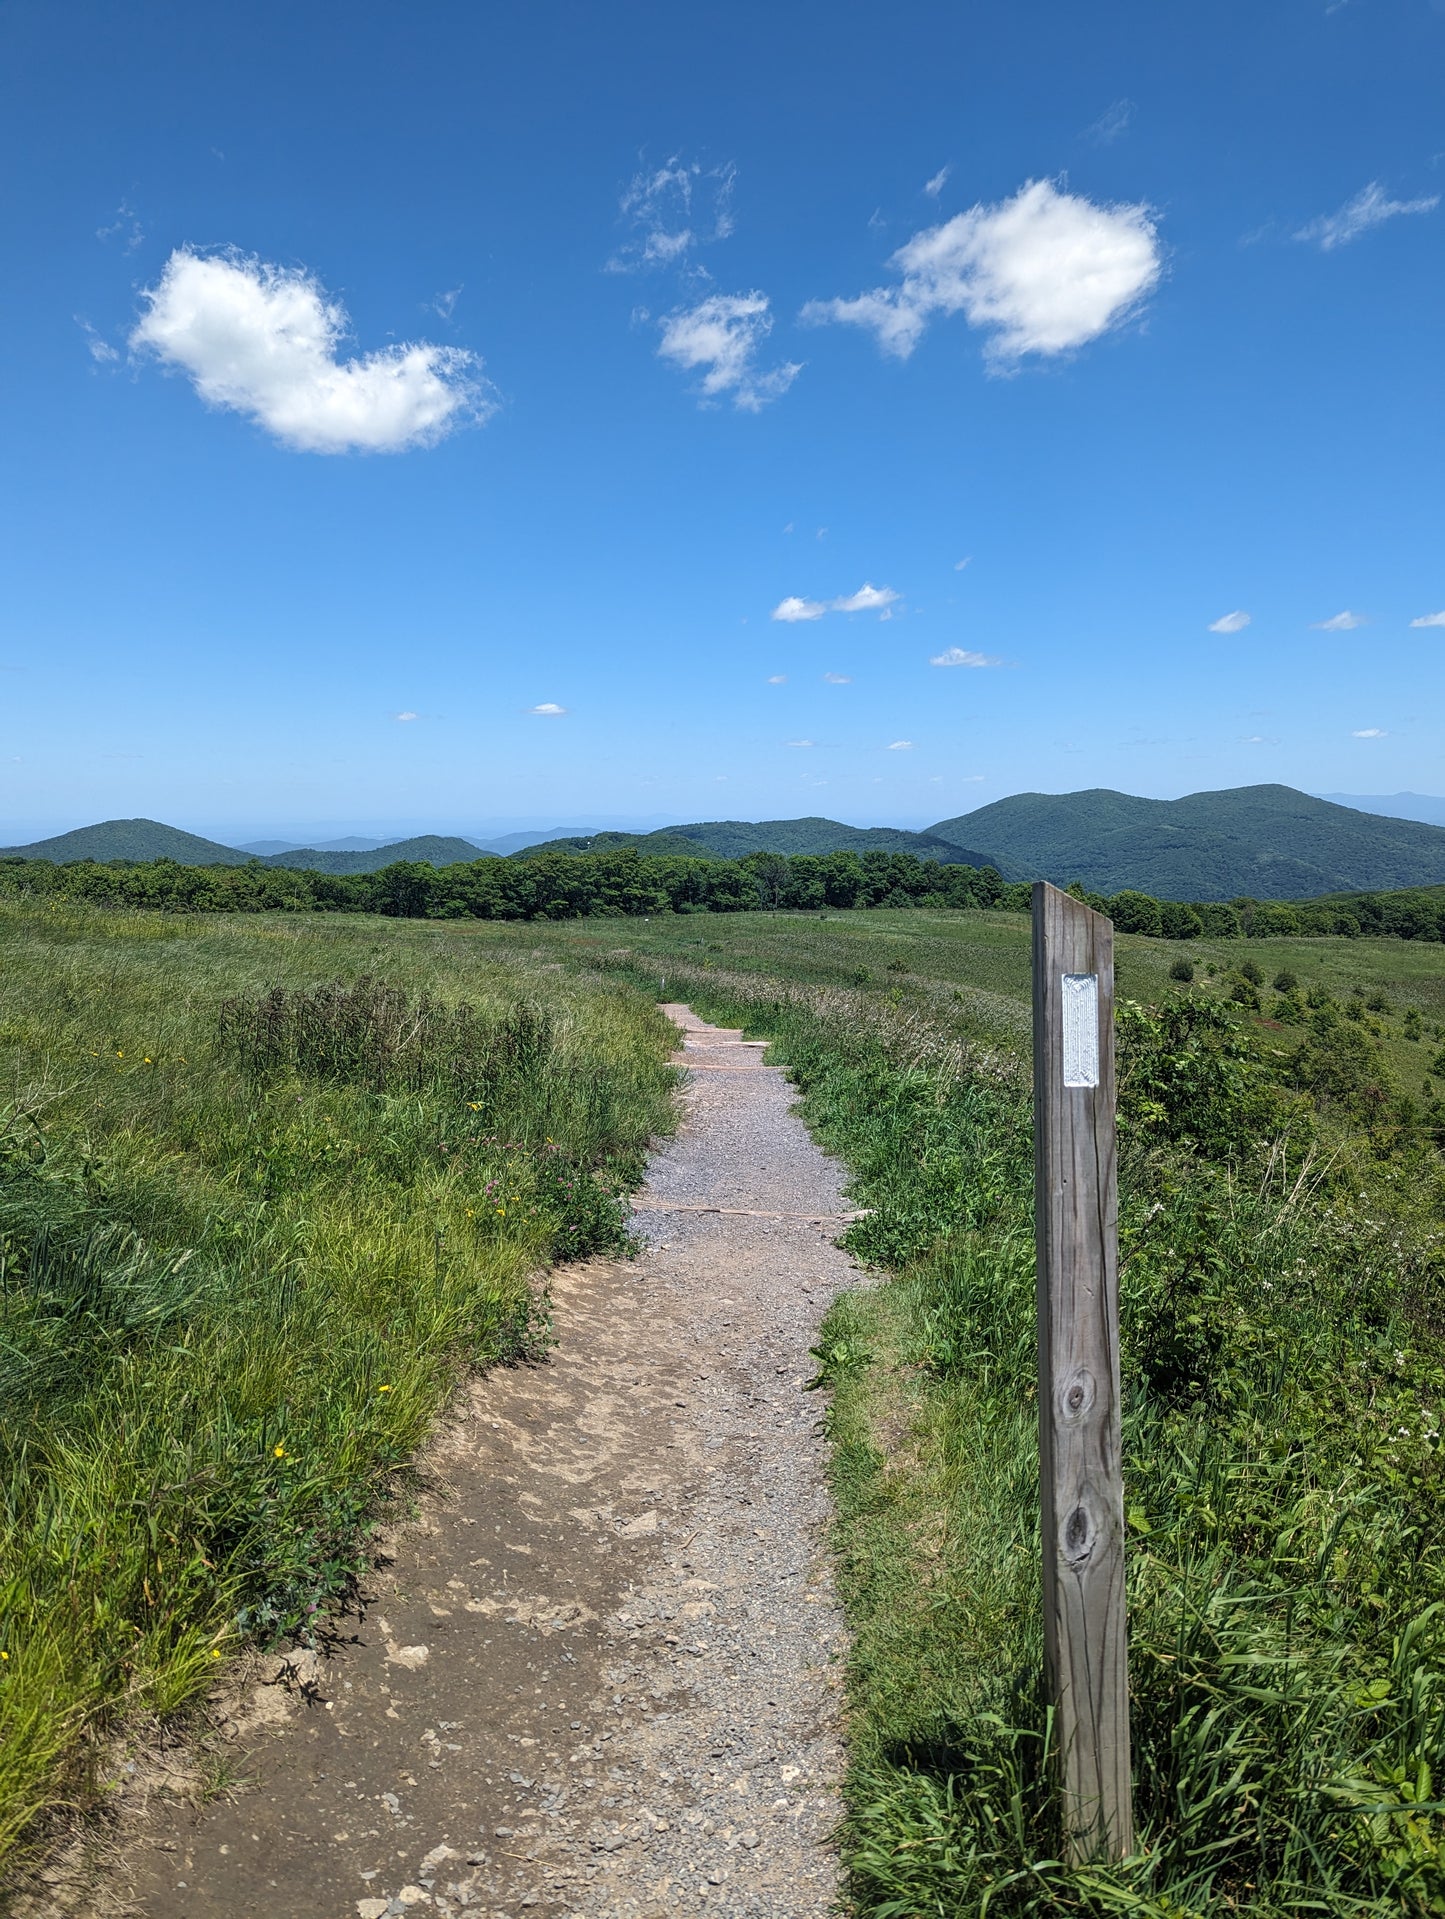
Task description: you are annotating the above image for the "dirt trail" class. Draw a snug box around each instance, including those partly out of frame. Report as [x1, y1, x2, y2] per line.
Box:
[108, 1008, 858, 1918]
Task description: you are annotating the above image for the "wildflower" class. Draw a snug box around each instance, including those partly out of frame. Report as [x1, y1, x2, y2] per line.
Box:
[273, 1444, 287, 1458]
[378, 1385, 392, 1394]
[1, 1651, 8, 1660]
[211, 1649, 221, 1659]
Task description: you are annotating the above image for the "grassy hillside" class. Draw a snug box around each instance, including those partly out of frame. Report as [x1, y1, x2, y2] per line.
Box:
[515, 815, 997, 864]
[0, 818, 245, 865]
[261, 835, 490, 873]
[0, 903, 675, 1868]
[929, 783, 1445, 899]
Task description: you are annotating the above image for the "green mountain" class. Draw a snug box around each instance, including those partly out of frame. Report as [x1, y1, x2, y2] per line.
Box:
[514, 816, 997, 865]
[0, 818, 246, 865]
[928, 785, 1445, 901]
[261, 836, 493, 874]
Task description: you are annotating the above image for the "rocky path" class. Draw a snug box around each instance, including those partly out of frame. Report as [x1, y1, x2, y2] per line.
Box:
[113, 1008, 858, 1919]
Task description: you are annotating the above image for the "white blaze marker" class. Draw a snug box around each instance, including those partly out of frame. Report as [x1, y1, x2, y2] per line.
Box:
[1061, 973, 1100, 1088]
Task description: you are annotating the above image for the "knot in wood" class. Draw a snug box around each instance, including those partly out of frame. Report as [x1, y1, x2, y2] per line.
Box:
[1058, 1369, 1096, 1424]
[1061, 1500, 1095, 1568]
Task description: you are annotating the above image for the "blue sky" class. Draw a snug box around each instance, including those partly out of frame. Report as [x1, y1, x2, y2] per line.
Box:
[2, 0, 1443, 843]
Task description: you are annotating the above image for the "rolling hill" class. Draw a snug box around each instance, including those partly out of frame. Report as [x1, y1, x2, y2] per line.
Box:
[513, 817, 998, 865]
[259, 836, 492, 874]
[927, 785, 1445, 900]
[0, 819, 245, 865]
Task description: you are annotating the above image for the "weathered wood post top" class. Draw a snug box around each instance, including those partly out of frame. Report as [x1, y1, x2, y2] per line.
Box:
[1032, 880, 1133, 1862]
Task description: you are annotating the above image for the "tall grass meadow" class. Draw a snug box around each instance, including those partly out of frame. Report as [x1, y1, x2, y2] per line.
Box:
[0, 903, 676, 1866]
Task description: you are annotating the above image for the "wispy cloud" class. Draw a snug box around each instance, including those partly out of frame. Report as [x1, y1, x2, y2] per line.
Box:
[954, 556, 972, 571]
[930, 646, 1001, 667]
[1312, 610, 1364, 630]
[822, 672, 852, 684]
[923, 165, 951, 199]
[770, 582, 900, 622]
[657, 293, 800, 410]
[393, 710, 420, 722]
[771, 595, 828, 623]
[97, 199, 143, 251]
[130, 249, 489, 454]
[1410, 610, 1445, 628]
[1208, 610, 1251, 634]
[1085, 99, 1134, 145]
[1296, 181, 1439, 250]
[608, 156, 736, 273]
[766, 673, 788, 683]
[431, 286, 461, 320]
[1352, 727, 1387, 738]
[785, 738, 815, 748]
[75, 317, 119, 363]
[832, 583, 899, 613]
[528, 703, 567, 716]
[802, 178, 1161, 365]
[887, 739, 914, 750]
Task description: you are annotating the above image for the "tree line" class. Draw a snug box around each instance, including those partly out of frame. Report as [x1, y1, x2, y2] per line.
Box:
[1, 848, 1442, 940]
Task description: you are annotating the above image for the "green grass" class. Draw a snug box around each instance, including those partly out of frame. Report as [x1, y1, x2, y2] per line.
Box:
[0, 901, 677, 1868]
[485, 906, 1445, 1915]
[10, 896, 1445, 1909]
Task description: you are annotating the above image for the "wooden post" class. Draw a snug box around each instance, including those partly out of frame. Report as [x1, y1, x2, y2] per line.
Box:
[1032, 881, 1133, 1862]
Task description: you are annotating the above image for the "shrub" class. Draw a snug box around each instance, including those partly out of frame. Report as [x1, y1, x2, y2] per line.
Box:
[1272, 970, 1299, 992]
[1239, 960, 1264, 986]
[1168, 958, 1195, 983]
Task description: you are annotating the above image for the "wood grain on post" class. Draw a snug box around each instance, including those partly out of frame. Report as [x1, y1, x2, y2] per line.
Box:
[1032, 880, 1133, 1862]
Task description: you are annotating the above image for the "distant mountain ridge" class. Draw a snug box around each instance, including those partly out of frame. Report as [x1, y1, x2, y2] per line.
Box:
[0, 819, 245, 865]
[513, 817, 998, 866]
[7, 789, 1445, 900]
[1320, 793, 1445, 830]
[929, 784, 1445, 900]
[259, 836, 490, 874]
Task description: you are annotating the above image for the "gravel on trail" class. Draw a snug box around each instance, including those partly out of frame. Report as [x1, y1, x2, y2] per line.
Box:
[102, 1007, 860, 1919]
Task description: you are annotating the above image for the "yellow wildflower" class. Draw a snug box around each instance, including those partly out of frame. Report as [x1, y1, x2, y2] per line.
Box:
[273, 1444, 286, 1458]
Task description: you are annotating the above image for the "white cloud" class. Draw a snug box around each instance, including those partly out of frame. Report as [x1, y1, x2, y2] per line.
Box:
[801, 178, 1160, 364]
[766, 673, 787, 683]
[656, 293, 801, 410]
[1086, 99, 1134, 145]
[1352, 727, 1387, 738]
[923, 165, 951, 199]
[1410, 610, 1445, 628]
[431, 286, 461, 320]
[772, 582, 900, 622]
[887, 739, 914, 750]
[772, 595, 828, 623]
[130, 249, 487, 453]
[822, 672, 852, 684]
[954, 556, 972, 571]
[1296, 181, 1439, 250]
[786, 738, 814, 748]
[528, 703, 567, 716]
[394, 710, 419, 722]
[1208, 610, 1251, 634]
[930, 646, 1001, 667]
[833, 582, 899, 613]
[609, 158, 737, 272]
[1312, 610, 1364, 630]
